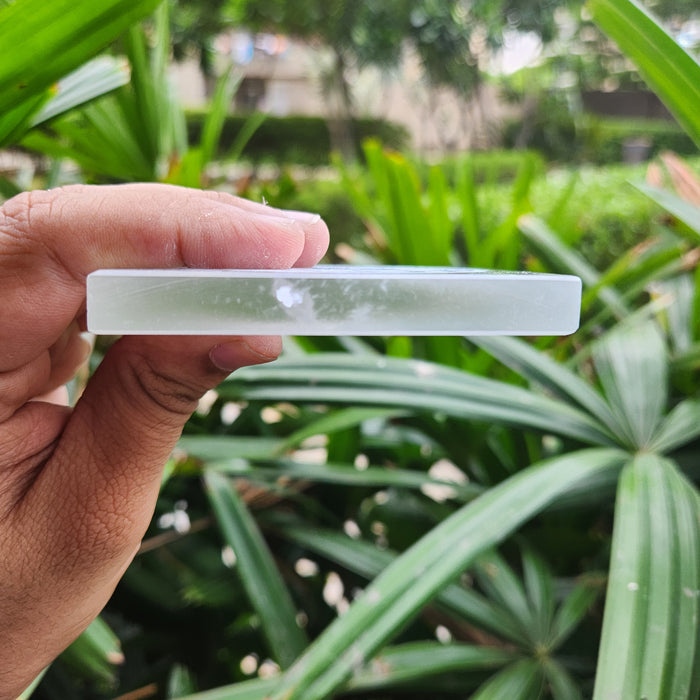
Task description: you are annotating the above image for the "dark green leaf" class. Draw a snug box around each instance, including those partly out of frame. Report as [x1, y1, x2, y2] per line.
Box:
[204, 472, 307, 668]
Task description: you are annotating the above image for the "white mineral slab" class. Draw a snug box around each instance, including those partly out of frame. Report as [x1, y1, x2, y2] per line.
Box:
[86, 265, 582, 336]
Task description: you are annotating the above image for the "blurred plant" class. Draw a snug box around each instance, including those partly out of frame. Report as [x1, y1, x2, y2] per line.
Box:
[0, 0, 163, 197]
[22, 2, 253, 188]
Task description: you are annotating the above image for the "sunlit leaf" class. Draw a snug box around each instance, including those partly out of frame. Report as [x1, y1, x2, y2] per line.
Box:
[587, 0, 700, 148]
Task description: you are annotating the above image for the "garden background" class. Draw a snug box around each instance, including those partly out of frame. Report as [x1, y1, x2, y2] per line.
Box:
[1, 0, 699, 698]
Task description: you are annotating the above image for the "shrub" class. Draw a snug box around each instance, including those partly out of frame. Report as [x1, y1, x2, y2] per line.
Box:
[185, 112, 410, 165]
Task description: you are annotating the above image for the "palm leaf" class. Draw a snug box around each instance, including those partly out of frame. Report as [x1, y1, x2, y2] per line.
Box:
[0, 0, 162, 114]
[262, 448, 625, 700]
[587, 0, 700, 148]
[593, 455, 700, 699]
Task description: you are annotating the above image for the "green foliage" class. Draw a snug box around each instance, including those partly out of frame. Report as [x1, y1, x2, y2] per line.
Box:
[578, 116, 697, 164]
[5, 0, 700, 698]
[587, 0, 700, 150]
[185, 112, 409, 166]
[22, 2, 238, 186]
[0, 0, 162, 115]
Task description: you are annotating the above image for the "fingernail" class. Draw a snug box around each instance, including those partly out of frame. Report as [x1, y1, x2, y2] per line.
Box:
[209, 340, 279, 372]
[283, 210, 322, 225]
[258, 213, 307, 234]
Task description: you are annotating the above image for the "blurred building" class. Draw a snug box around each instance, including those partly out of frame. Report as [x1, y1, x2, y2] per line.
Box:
[170, 30, 515, 155]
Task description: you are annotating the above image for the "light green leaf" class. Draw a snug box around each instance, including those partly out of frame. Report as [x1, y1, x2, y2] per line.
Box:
[635, 184, 700, 238]
[199, 66, 241, 170]
[177, 436, 284, 461]
[176, 677, 276, 700]
[587, 0, 700, 148]
[346, 641, 514, 690]
[593, 455, 700, 699]
[278, 406, 408, 452]
[469, 659, 543, 700]
[17, 668, 49, 699]
[222, 355, 616, 447]
[543, 657, 584, 700]
[264, 448, 625, 700]
[281, 523, 530, 645]
[592, 321, 667, 450]
[210, 458, 482, 501]
[472, 336, 623, 441]
[203, 471, 307, 668]
[174, 643, 513, 700]
[518, 214, 628, 317]
[30, 56, 130, 127]
[549, 575, 604, 649]
[58, 616, 123, 685]
[0, 0, 163, 115]
[649, 399, 700, 454]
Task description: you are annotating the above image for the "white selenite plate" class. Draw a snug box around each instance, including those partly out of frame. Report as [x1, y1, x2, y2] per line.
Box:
[86, 265, 582, 336]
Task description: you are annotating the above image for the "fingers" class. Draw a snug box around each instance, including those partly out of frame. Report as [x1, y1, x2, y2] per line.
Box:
[0, 184, 329, 411]
[0, 184, 328, 370]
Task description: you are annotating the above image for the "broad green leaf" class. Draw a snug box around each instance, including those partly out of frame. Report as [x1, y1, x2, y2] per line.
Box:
[593, 455, 700, 699]
[280, 523, 531, 646]
[549, 575, 604, 649]
[0, 0, 163, 115]
[592, 321, 667, 450]
[652, 274, 696, 355]
[664, 465, 700, 700]
[587, 0, 700, 148]
[175, 643, 513, 700]
[542, 658, 584, 700]
[347, 641, 514, 690]
[469, 659, 543, 700]
[649, 399, 700, 454]
[222, 355, 616, 446]
[30, 56, 130, 127]
[474, 551, 535, 644]
[521, 548, 556, 646]
[209, 458, 482, 501]
[278, 406, 408, 452]
[264, 448, 625, 700]
[472, 336, 623, 441]
[635, 184, 700, 238]
[58, 616, 123, 685]
[177, 435, 284, 461]
[518, 214, 628, 318]
[203, 471, 307, 668]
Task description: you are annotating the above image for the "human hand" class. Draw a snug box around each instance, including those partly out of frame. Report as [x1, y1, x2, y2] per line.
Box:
[0, 183, 328, 698]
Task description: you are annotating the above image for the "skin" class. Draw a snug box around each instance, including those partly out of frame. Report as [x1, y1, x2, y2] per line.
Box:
[0, 183, 329, 699]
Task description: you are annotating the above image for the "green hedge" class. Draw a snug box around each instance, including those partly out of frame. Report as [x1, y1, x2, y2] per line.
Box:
[186, 112, 409, 165]
[503, 103, 696, 164]
[578, 116, 697, 164]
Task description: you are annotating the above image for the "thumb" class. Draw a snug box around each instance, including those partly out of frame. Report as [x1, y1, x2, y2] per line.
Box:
[26, 334, 277, 569]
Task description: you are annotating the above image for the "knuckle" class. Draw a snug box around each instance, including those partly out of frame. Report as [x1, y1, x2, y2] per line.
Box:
[124, 351, 204, 422]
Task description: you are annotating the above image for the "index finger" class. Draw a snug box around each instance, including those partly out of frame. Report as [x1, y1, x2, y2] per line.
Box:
[0, 183, 329, 368]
